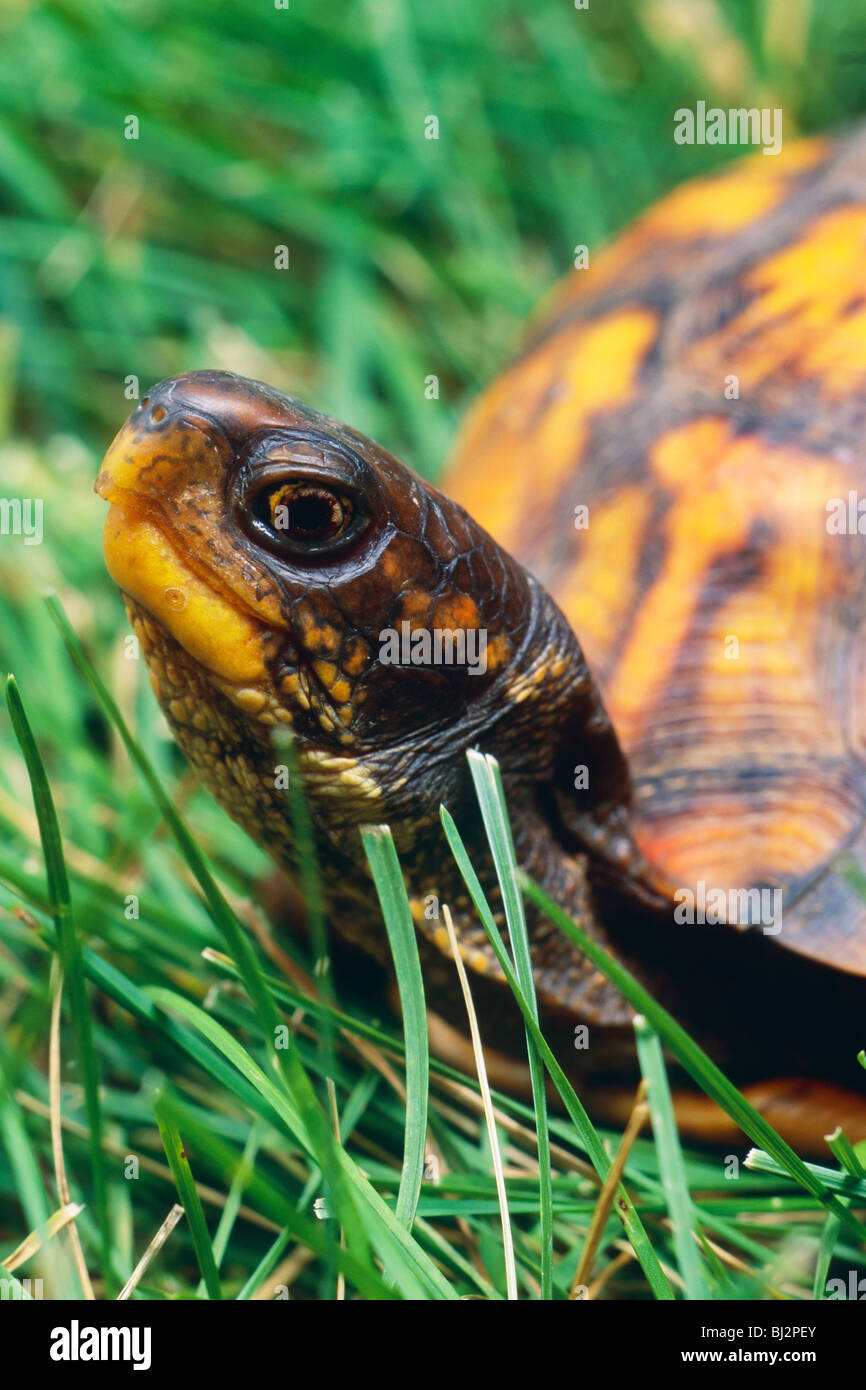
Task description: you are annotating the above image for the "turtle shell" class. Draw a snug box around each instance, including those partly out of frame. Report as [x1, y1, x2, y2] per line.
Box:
[443, 129, 866, 978]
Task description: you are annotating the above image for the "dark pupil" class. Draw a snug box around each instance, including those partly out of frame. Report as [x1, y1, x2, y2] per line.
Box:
[266, 485, 347, 542]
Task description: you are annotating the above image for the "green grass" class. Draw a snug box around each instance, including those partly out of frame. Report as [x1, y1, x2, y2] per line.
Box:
[4, 640, 866, 1298]
[2, 0, 866, 1301]
[360, 826, 429, 1241]
[3, 0, 866, 469]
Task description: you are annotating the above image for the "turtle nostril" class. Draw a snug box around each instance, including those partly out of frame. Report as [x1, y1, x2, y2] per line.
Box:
[151, 405, 167, 423]
[140, 396, 150, 409]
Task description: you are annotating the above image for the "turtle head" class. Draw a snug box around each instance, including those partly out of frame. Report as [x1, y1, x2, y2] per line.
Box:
[96, 371, 632, 866]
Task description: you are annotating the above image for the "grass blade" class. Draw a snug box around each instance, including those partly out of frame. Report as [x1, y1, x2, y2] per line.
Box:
[153, 1095, 396, 1301]
[4, 674, 111, 1290]
[148, 986, 455, 1299]
[153, 1092, 222, 1299]
[441, 904, 518, 1299]
[743, 1149, 866, 1199]
[235, 1227, 294, 1301]
[571, 1080, 650, 1297]
[196, 1119, 264, 1295]
[521, 875, 866, 1244]
[811, 1129, 865, 1300]
[118, 1204, 185, 1302]
[466, 750, 553, 1299]
[440, 804, 673, 1300]
[361, 825, 429, 1235]
[634, 1016, 710, 1300]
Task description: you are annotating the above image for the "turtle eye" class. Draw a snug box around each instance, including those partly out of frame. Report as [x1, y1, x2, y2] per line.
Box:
[235, 465, 370, 560]
[259, 481, 353, 547]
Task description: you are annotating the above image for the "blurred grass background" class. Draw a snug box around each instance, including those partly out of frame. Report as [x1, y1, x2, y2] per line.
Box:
[2, 0, 866, 470]
[3, 0, 866, 1299]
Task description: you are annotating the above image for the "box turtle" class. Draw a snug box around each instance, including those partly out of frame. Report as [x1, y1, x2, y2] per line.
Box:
[95, 129, 866, 1151]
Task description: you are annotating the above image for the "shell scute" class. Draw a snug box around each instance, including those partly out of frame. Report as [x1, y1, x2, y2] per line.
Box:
[444, 129, 866, 974]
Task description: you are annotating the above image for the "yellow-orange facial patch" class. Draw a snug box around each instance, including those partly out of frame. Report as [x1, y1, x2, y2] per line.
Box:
[103, 502, 269, 687]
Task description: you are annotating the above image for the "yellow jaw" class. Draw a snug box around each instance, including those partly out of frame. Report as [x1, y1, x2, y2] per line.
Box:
[101, 500, 268, 687]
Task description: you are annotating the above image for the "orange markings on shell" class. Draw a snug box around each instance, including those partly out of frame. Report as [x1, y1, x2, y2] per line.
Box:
[605, 421, 846, 748]
[554, 484, 654, 677]
[447, 306, 658, 553]
[636, 791, 858, 904]
[685, 205, 866, 395]
[536, 137, 828, 318]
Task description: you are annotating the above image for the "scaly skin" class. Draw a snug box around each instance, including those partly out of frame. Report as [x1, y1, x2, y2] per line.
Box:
[96, 372, 665, 1067]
